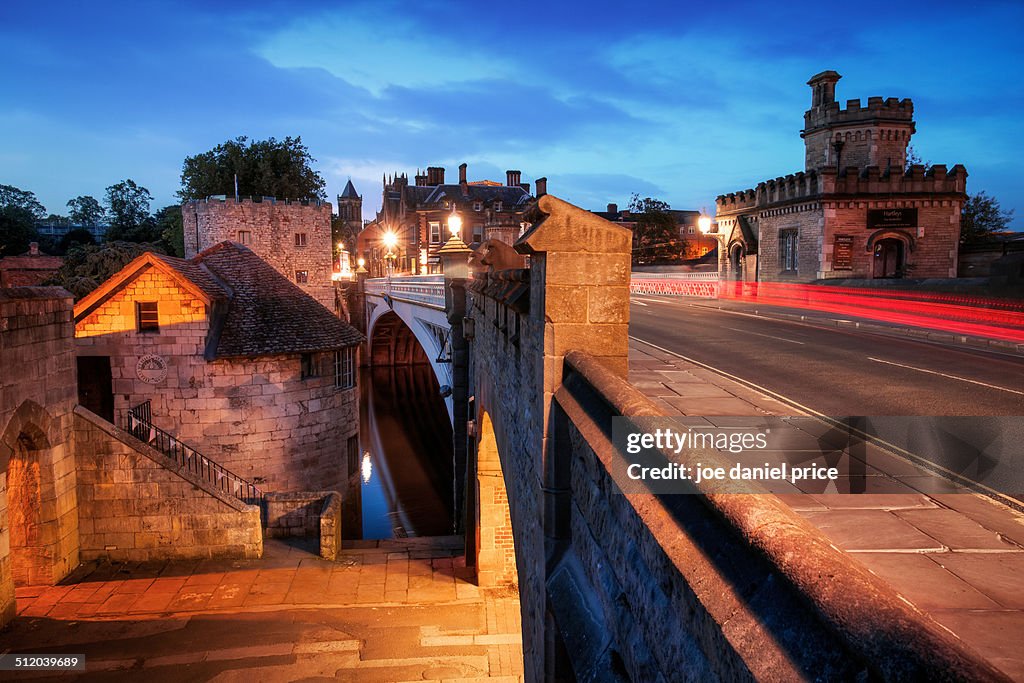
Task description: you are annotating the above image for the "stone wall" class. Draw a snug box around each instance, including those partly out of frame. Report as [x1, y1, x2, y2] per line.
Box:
[264, 491, 342, 561]
[182, 197, 335, 309]
[74, 407, 262, 562]
[0, 288, 80, 628]
[465, 196, 1002, 681]
[75, 264, 358, 493]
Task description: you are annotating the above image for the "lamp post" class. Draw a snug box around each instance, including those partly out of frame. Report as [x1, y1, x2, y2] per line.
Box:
[698, 212, 726, 275]
[382, 230, 398, 279]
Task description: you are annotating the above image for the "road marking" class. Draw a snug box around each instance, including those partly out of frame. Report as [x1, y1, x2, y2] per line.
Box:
[867, 357, 1024, 396]
[629, 335, 1024, 511]
[630, 296, 664, 304]
[629, 299, 649, 307]
[723, 327, 805, 345]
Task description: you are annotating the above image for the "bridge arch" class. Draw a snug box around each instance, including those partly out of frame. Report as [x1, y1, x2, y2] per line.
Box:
[473, 410, 518, 588]
[365, 292, 454, 419]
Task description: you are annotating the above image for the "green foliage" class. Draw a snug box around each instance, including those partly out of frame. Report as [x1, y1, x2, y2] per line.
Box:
[178, 136, 327, 202]
[45, 241, 166, 299]
[59, 228, 96, 253]
[153, 205, 184, 257]
[66, 195, 106, 226]
[0, 205, 39, 256]
[961, 191, 1014, 245]
[104, 179, 159, 242]
[627, 194, 685, 264]
[0, 184, 47, 220]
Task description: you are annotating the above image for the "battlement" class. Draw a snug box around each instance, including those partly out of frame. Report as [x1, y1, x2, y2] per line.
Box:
[822, 163, 968, 196]
[184, 196, 331, 210]
[717, 164, 967, 214]
[804, 96, 914, 131]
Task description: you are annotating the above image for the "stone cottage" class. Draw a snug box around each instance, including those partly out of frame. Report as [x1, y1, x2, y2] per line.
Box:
[73, 241, 363, 492]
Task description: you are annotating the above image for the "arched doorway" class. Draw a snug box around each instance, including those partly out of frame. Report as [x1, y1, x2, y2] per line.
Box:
[873, 238, 905, 278]
[729, 243, 745, 281]
[474, 411, 518, 588]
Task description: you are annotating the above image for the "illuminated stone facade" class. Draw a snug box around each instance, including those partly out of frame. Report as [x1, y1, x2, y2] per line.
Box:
[715, 71, 967, 282]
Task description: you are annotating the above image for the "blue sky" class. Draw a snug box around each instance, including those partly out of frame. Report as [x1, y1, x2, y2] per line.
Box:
[2, 0, 1022, 227]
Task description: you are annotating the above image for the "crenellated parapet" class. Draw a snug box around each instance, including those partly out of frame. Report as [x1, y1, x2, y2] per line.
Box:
[717, 171, 823, 213]
[803, 96, 914, 133]
[822, 163, 968, 196]
[183, 195, 330, 210]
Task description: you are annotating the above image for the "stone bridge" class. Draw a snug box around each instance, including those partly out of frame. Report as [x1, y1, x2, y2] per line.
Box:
[354, 195, 1007, 682]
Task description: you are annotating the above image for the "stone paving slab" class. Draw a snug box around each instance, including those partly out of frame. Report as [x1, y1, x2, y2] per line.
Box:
[3, 539, 524, 682]
[628, 338, 1024, 681]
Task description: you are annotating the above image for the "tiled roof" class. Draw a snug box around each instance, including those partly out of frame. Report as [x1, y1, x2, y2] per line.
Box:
[191, 242, 363, 358]
[418, 184, 530, 207]
[150, 253, 230, 302]
[340, 179, 360, 199]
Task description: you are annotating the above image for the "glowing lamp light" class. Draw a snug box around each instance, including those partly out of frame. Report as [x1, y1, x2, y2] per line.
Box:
[361, 451, 373, 484]
[698, 215, 713, 234]
[382, 231, 397, 249]
[357, 257, 366, 268]
[448, 213, 462, 238]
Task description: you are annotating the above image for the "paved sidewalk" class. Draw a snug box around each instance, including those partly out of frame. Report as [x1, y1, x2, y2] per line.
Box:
[629, 339, 1024, 681]
[3, 538, 524, 682]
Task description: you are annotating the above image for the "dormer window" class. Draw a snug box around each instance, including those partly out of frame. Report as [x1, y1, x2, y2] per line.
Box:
[494, 201, 503, 212]
[473, 201, 483, 212]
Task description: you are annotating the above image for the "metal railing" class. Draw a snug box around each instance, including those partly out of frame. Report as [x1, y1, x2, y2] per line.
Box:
[631, 278, 720, 298]
[631, 271, 720, 281]
[366, 276, 446, 309]
[126, 400, 264, 505]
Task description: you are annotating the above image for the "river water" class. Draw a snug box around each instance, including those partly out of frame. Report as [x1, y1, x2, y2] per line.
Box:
[344, 365, 455, 539]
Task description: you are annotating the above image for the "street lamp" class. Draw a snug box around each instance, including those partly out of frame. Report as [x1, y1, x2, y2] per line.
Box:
[438, 210, 471, 279]
[382, 230, 398, 277]
[698, 215, 712, 235]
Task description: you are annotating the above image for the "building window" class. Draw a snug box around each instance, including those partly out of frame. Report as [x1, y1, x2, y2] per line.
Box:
[473, 224, 484, 243]
[780, 230, 799, 272]
[473, 201, 482, 212]
[295, 232, 308, 247]
[237, 230, 252, 245]
[136, 301, 159, 333]
[334, 348, 355, 389]
[687, 226, 695, 234]
[429, 221, 441, 244]
[301, 353, 319, 379]
[493, 201, 503, 212]
[295, 270, 309, 284]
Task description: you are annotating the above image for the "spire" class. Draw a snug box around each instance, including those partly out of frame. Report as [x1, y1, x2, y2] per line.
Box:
[340, 179, 359, 199]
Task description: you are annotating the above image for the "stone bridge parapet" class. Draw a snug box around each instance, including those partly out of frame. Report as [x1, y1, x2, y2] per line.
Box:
[463, 196, 1006, 682]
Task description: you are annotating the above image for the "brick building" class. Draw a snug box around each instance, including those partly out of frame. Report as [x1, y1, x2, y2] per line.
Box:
[182, 197, 335, 309]
[593, 203, 718, 261]
[73, 242, 363, 493]
[715, 71, 967, 282]
[0, 242, 63, 287]
[358, 164, 540, 276]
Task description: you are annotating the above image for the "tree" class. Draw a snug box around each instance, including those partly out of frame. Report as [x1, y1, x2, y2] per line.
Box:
[961, 191, 1014, 245]
[0, 184, 46, 220]
[45, 241, 166, 299]
[0, 184, 44, 256]
[153, 205, 184, 257]
[67, 195, 106, 226]
[178, 136, 327, 201]
[104, 179, 159, 242]
[59, 228, 96, 253]
[628, 194, 685, 264]
[904, 144, 931, 172]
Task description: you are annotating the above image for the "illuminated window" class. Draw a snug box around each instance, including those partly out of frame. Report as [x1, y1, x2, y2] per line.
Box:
[295, 270, 308, 284]
[473, 224, 484, 243]
[334, 348, 355, 389]
[136, 301, 159, 333]
[237, 230, 252, 245]
[295, 233, 308, 247]
[429, 221, 441, 244]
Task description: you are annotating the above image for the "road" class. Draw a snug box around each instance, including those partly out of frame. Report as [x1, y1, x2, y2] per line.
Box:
[629, 295, 1024, 416]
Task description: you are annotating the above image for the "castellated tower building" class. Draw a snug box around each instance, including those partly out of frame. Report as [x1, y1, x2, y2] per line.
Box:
[715, 71, 967, 282]
[182, 197, 335, 310]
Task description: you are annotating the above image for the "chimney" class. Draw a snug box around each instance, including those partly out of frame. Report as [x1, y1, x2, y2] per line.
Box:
[506, 170, 521, 187]
[535, 177, 547, 197]
[607, 203, 618, 214]
[427, 166, 445, 185]
[29, 242, 39, 256]
[459, 163, 467, 184]
[519, 182, 530, 194]
[415, 173, 427, 186]
[807, 70, 841, 108]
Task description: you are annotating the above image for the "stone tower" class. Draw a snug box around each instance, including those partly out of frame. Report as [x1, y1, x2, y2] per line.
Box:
[801, 71, 916, 173]
[336, 179, 363, 239]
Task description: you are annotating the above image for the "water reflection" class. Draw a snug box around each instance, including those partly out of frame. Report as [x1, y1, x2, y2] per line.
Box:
[346, 365, 455, 539]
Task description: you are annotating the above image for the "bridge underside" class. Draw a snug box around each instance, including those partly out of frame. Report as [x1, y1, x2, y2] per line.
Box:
[369, 312, 430, 367]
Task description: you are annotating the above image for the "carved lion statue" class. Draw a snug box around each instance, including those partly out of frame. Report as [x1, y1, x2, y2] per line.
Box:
[470, 239, 526, 273]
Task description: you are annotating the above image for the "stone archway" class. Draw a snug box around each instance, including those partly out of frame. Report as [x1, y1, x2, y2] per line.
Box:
[0, 399, 75, 626]
[729, 242, 746, 281]
[474, 411, 518, 588]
